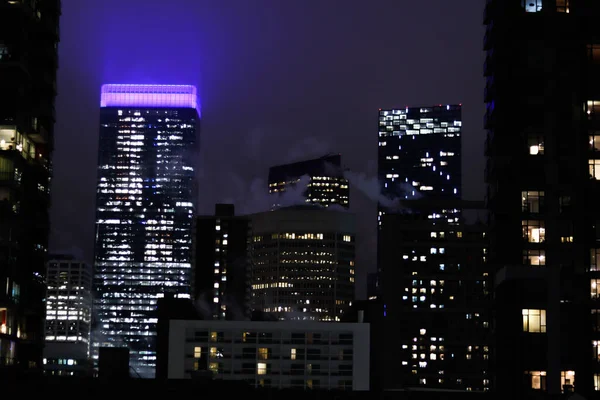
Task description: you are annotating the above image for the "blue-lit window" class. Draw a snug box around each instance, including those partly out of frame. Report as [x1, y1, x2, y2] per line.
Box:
[522, 0, 542, 13]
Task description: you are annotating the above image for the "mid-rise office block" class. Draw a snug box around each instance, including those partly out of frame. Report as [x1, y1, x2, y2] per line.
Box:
[193, 204, 250, 320]
[164, 319, 369, 390]
[250, 206, 355, 321]
[268, 154, 350, 209]
[93, 84, 200, 377]
[484, 1, 600, 397]
[44, 255, 92, 376]
[380, 200, 490, 392]
[0, 0, 61, 375]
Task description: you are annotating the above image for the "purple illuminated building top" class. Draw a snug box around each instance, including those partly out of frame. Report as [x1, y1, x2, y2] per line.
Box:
[100, 84, 200, 115]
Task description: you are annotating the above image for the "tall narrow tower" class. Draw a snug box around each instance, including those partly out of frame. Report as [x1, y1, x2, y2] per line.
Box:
[93, 84, 199, 377]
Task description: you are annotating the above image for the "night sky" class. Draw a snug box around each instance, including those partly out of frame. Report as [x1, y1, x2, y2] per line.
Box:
[50, 0, 485, 299]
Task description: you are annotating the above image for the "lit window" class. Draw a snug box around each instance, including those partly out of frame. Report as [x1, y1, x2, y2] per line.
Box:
[590, 160, 600, 180]
[588, 45, 600, 65]
[556, 0, 569, 13]
[209, 362, 219, 373]
[592, 279, 600, 299]
[561, 371, 575, 389]
[522, 0, 542, 13]
[522, 191, 544, 213]
[525, 371, 546, 390]
[588, 100, 600, 117]
[194, 346, 202, 358]
[594, 373, 600, 391]
[257, 362, 267, 375]
[522, 220, 545, 243]
[523, 249, 545, 266]
[290, 348, 296, 360]
[210, 331, 218, 342]
[522, 309, 547, 333]
[528, 135, 545, 155]
[591, 249, 600, 271]
[258, 348, 269, 360]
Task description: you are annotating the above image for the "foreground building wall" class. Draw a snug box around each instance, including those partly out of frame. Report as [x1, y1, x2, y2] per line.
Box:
[166, 320, 369, 390]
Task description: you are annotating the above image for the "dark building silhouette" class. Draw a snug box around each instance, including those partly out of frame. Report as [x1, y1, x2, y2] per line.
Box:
[0, 0, 61, 376]
[380, 200, 490, 392]
[156, 296, 199, 380]
[484, 1, 599, 397]
[98, 347, 130, 380]
[92, 84, 200, 377]
[268, 154, 350, 209]
[193, 204, 251, 320]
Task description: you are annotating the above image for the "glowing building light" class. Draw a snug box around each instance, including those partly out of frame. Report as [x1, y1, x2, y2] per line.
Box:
[100, 84, 200, 115]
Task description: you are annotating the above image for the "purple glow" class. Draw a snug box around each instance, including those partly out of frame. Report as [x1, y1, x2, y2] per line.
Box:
[100, 84, 200, 115]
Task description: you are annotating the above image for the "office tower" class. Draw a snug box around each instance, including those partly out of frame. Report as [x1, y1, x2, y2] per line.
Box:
[0, 1, 60, 375]
[93, 84, 199, 378]
[268, 154, 350, 209]
[377, 105, 462, 224]
[484, 1, 599, 397]
[250, 205, 355, 321]
[44, 255, 92, 376]
[193, 204, 250, 320]
[380, 199, 490, 391]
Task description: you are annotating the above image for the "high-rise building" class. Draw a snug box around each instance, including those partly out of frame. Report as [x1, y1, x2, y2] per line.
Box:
[380, 200, 490, 391]
[268, 154, 350, 209]
[193, 204, 250, 320]
[484, 1, 599, 397]
[250, 205, 355, 321]
[377, 105, 462, 224]
[0, 0, 61, 375]
[44, 255, 92, 376]
[93, 84, 199, 378]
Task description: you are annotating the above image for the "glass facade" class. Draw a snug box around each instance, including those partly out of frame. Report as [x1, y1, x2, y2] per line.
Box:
[93, 84, 199, 378]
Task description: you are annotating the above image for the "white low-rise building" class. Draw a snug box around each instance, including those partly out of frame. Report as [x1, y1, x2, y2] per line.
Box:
[167, 320, 369, 390]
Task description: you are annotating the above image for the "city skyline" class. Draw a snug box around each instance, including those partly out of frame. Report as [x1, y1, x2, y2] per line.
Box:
[50, 0, 485, 299]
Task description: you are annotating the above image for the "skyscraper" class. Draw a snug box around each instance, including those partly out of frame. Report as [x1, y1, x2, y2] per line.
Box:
[378, 105, 462, 223]
[44, 255, 93, 376]
[268, 154, 350, 209]
[484, 1, 597, 397]
[380, 199, 490, 391]
[193, 204, 251, 320]
[250, 205, 355, 321]
[0, 0, 61, 375]
[93, 84, 199, 377]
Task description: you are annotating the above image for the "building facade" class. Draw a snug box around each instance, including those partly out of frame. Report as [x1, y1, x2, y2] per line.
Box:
[484, 0, 599, 397]
[0, 0, 61, 375]
[44, 255, 92, 376]
[165, 319, 369, 390]
[193, 204, 250, 320]
[378, 105, 462, 220]
[93, 84, 199, 378]
[380, 200, 490, 392]
[268, 154, 350, 209]
[250, 206, 355, 322]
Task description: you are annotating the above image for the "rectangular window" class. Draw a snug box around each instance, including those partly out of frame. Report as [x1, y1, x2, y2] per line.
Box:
[592, 249, 600, 271]
[257, 362, 267, 375]
[523, 249, 545, 266]
[258, 347, 269, 360]
[590, 160, 600, 179]
[559, 195, 572, 213]
[591, 135, 600, 151]
[588, 45, 600, 65]
[522, 191, 544, 213]
[592, 279, 600, 299]
[522, 309, 547, 333]
[290, 348, 297, 360]
[556, 0, 569, 13]
[593, 341, 600, 362]
[562, 371, 575, 389]
[522, 0, 542, 12]
[595, 374, 600, 391]
[593, 310, 600, 332]
[522, 220, 545, 243]
[525, 371, 547, 390]
[528, 134, 545, 155]
[588, 101, 600, 118]
[193, 346, 202, 358]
